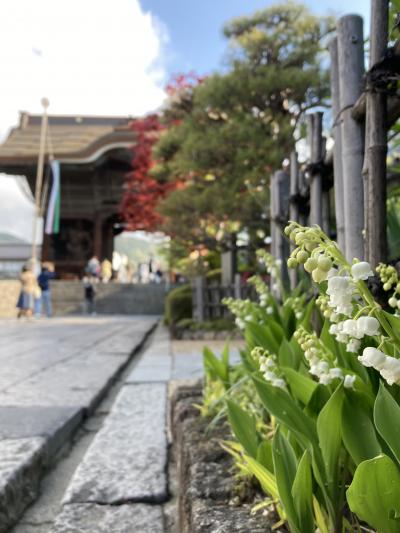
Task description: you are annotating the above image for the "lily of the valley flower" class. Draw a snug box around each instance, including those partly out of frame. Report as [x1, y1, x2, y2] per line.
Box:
[344, 375, 356, 389]
[351, 261, 374, 281]
[358, 347, 386, 369]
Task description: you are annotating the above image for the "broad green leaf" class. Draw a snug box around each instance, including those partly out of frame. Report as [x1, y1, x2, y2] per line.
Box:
[268, 319, 285, 345]
[317, 384, 344, 498]
[239, 348, 258, 373]
[257, 440, 274, 473]
[382, 310, 400, 346]
[300, 299, 315, 331]
[253, 377, 317, 447]
[347, 455, 400, 533]
[246, 322, 280, 353]
[282, 367, 318, 406]
[221, 343, 229, 369]
[281, 306, 296, 339]
[244, 454, 279, 500]
[306, 383, 330, 415]
[226, 399, 259, 458]
[292, 450, 314, 533]
[273, 427, 300, 533]
[278, 338, 298, 369]
[342, 392, 381, 465]
[374, 383, 400, 465]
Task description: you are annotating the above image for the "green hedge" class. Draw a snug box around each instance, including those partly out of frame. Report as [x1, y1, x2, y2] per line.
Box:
[164, 284, 192, 326]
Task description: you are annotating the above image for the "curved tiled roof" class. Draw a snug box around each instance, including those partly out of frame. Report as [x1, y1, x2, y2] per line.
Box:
[0, 113, 137, 165]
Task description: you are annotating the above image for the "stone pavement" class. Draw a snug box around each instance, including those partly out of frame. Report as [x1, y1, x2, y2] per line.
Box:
[47, 332, 244, 532]
[0, 316, 157, 532]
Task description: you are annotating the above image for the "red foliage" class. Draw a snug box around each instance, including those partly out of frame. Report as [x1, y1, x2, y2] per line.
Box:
[165, 71, 205, 95]
[120, 114, 172, 232]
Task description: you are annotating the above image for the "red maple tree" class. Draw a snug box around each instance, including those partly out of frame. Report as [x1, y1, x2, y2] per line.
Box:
[120, 114, 170, 231]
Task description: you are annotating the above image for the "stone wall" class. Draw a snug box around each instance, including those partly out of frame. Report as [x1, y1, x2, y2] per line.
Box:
[0, 281, 166, 317]
[0, 280, 20, 318]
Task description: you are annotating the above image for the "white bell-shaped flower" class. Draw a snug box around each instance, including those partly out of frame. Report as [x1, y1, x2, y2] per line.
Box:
[329, 367, 343, 379]
[344, 375, 356, 389]
[351, 261, 374, 281]
[319, 373, 333, 385]
[342, 319, 358, 337]
[358, 347, 386, 370]
[379, 356, 400, 386]
[346, 338, 361, 353]
[357, 316, 380, 337]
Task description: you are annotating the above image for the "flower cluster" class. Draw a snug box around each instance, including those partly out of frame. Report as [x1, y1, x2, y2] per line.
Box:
[358, 347, 400, 386]
[376, 263, 400, 309]
[294, 326, 356, 388]
[316, 294, 338, 321]
[251, 347, 285, 388]
[283, 295, 304, 319]
[326, 275, 354, 317]
[247, 275, 270, 308]
[256, 249, 282, 278]
[329, 316, 380, 353]
[223, 297, 255, 329]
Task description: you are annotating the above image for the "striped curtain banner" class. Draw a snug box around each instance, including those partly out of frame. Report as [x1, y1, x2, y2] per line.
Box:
[45, 160, 61, 235]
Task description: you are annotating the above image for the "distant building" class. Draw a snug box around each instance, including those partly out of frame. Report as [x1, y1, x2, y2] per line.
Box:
[0, 113, 136, 277]
[0, 232, 41, 278]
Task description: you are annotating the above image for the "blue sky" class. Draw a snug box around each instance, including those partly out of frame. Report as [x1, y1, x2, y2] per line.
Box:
[141, 0, 370, 78]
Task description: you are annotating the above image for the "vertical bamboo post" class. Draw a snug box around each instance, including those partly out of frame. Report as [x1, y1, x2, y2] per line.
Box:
[309, 112, 324, 227]
[337, 15, 365, 260]
[289, 151, 299, 289]
[364, 0, 388, 266]
[329, 37, 346, 252]
[273, 170, 290, 294]
[31, 97, 49, 266]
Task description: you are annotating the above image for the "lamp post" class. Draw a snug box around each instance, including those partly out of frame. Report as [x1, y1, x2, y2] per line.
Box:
[31, 97, 49, 269]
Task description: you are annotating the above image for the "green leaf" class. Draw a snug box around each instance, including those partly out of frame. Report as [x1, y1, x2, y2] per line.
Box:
[221, 343, 229, 368]
[281, 305, 296, 339]
[268, 319, 285, 345]
[316, 383, 344, 499]
[382, 311, 400, 346]
[246, 321, 280, 353]
[203, 346, 229, 385]
[347, 455, 400, 533]
[257, 440, 274, 473]
[291, 450, 315, 533]
[273, 427, 300, 533]
[253, 377, 317, 447]
[299, 299, 315, 331]
[244, 454, 279, 500]
[342, 391, 381, 465]
[374, 383, 400, 465]
[278, 338, 299, 369]
[282, 367, 318, 406]
[226, 399, 259, 458]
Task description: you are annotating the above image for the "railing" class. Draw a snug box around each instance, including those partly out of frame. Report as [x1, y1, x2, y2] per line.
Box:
[191, 274, 256, 321]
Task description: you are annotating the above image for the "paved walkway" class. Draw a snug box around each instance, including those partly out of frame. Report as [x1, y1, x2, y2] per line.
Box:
[0, 316, 157, 532]
[2, 317, 243, 532]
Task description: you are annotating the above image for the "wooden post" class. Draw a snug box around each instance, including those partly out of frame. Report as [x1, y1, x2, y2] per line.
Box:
[234, 272, 241, 300]
[193, 276, 205, 322]
[364, 0, 388, 266]
[329, 37, 346, 252]
[31, 98, 49, 266]
[271, 170, 290, 295]
[289, 151, 299, 289]
[337, 15, 365, 260]
[309, 112, 324, 227]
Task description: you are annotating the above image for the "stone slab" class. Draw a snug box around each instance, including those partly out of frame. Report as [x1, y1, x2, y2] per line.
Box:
[50, 503, 164, 533]
[126, 355, 171, 383]
[0, 437, 45, 533]
[0, 406, 83, 458]
[64, 383, 168, 505]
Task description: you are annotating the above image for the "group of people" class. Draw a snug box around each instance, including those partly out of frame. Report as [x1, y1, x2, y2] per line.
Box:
[17, 262, 55, 319]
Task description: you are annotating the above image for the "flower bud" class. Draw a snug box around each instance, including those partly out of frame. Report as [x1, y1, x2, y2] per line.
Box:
[383, 282, 392, 291]
[287, 257, 298, 269]
[304, 257, 318, 273]
[296, 250, 309, 264]
[312, 268, 328, 283]
[317, 256, 332, 272]
[389, 296, 398, 308]
[305, 241, 318, 252]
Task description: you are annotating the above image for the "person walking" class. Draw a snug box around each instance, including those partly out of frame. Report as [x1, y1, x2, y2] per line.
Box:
[16, 265, 36, 319]
[37, 262, 56, 317]
[83, 275, 96, 315]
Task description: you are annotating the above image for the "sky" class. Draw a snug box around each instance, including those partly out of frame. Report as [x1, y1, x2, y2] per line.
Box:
[0, 0, 370, 242]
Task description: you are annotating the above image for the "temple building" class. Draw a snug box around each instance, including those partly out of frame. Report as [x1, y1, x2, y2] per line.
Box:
[0, 113, 136, 276]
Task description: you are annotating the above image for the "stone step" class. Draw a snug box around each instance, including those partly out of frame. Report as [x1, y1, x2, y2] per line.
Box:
[50, 327, 171, 531]
[0, 319, 158, 533]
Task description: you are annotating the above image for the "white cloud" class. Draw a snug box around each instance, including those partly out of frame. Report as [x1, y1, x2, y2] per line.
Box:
[0, 0, 168, 138]
[0, 0, 168, 243]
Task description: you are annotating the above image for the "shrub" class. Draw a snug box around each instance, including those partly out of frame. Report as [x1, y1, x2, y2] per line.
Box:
[164, 284, 192, 326]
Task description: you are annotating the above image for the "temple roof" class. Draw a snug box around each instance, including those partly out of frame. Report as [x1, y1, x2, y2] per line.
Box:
[0, 113, 137, 166]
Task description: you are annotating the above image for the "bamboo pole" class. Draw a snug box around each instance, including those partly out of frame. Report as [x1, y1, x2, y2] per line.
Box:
[31, 98, 49, 267]
[329, 37, 346, 252]
[364, 0, 388, 266]
[309, 112, 323, 227]
[337, 15, 365, 260]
